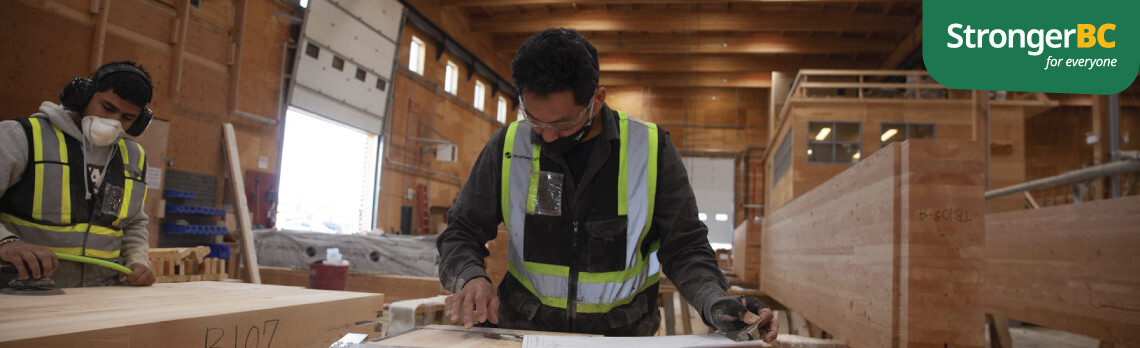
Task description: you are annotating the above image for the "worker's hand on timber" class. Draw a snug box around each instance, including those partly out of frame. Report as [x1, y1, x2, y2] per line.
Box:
[705, 295, 779, 343]
[444, 276, 499, 329]
[121, 263, 155, 286]
[0, 240, 58, 280]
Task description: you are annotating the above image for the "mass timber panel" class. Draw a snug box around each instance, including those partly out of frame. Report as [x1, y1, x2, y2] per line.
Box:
[258, 266, 449, 304]
[732, 220, 762, 284]
[0, 282, 384, 348]
[985, 195, 1140, 345]
[762, 139, 986, 348]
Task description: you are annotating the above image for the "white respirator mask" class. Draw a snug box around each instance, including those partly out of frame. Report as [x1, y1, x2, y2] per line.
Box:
[81, 116, 124, 147]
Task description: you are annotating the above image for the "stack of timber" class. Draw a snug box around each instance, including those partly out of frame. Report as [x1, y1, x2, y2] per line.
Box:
[259, 266, 448, 304]
[986, 195, 1140, 346]
[0, 282, 385, 347]
[149, 246, 227, 283]
[762, 139, 986, 348]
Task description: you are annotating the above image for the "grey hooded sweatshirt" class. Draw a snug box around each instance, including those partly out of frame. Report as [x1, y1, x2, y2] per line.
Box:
[0, 101, 151, 287]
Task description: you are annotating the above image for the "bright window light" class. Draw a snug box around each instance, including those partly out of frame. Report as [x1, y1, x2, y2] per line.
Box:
[497, 96, 508, 123]
[881, 128, 899, 142]
[279, 108, 378, 234]
[474, 81, 485, 111]
[299, 0, 309, 8]
[409, 36, 425, 75]
[698, 213, 708, 221]
[715, 213, 729, 222]
[815, 127, 831, 141]
[445, 61, 458, 95]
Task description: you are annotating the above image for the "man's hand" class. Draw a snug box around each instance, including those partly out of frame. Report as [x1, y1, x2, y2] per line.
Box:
[706, 295, 779, 343]
[120, 263, 155, 286]
[0, 240, 58, 280]
[444, 277, 500, 329]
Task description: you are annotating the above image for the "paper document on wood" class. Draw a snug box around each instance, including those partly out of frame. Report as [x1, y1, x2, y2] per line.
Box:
[523, 334, 766, 348]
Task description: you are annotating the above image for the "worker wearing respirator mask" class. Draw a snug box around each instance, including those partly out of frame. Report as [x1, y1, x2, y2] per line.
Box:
[0, 61, 157, 288]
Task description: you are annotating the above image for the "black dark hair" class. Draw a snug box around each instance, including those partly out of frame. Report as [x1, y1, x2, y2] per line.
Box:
[94, 61, 153, 109]
[510, 28, 599, 106]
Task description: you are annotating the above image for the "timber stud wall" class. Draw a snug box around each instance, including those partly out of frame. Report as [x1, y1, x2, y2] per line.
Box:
[763, 139, 986, 348]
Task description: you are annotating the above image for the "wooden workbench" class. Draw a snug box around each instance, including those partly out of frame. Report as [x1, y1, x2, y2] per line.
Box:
[367, 325, 598, 348]
[0, 281, 385, 347]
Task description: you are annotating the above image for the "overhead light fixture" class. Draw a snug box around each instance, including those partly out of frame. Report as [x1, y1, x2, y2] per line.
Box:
[698, 213, 708, 221]
[807, 149, 813, 155]
[815, 127, 831, 141]
[853, 151, 861, 161]
[299, 0, 309, 8]
[723, 42, 728, 47]
[881, 128, 898, 142]
[715, 214, 729, 222]
[712, 96, 717, 100]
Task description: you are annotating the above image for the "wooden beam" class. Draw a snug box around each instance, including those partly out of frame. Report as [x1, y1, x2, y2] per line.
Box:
[881, 18, 921, 69]
[0, 282, 384, 347]
[445, 0, 918, 5]
[986, 196, 1140, 345]
[599, 53, 879, 73]
[90, 0, 111, 71]
[223, 123, 261, 284]
[229, 0, 249, 112]
[471, 10, 911, 33]
[762, 139, 986, 348]
[600, 72, 772, 88]
[169, 0, 191, 97]
[497, 33, 897, 55]
[17, 0, 228, 73]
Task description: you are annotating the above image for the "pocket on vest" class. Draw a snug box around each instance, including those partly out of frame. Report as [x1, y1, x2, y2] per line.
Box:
[585, 217, 627, 273]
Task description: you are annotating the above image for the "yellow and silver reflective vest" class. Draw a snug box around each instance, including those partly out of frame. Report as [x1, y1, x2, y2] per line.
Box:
[0, 116, 147, 260]
[500, 110, 659, 314]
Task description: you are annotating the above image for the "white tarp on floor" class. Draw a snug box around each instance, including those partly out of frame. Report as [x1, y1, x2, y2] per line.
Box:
[254, 230, 439, 277]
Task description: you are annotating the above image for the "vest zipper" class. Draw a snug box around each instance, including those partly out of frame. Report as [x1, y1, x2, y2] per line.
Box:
[566, 220, 579, 332]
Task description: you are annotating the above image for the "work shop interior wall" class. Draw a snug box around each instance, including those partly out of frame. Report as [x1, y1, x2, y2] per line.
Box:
[1, 0, 296, 245]
[376, 12, 513, 234]
[680, 157, 736, 246]
[606, 87, 768, 227]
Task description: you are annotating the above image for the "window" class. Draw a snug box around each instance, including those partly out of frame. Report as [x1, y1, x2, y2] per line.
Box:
[331, 56, 345, 71]
[772, 127, 793, 185]
[409, 36, 425, 75]
[880, 123, 936, 148]
[445, 61, 458, 95]
[355, 67, 366, 82]
[808, 121, 861, 164]
[474, 81, 486, 111]
[497, 96, 508, 124]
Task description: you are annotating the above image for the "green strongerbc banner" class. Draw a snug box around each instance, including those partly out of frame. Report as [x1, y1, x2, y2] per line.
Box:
[924, 0, 1139, 95]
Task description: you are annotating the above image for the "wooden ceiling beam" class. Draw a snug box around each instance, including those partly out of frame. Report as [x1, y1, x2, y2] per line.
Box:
[471, 9, 910, 33]
[496, 33, 897, 54]
[444, 0, 916, 5]
[599, 53, 879, 72]
[881, 19, 921, 69]
[600, 72, 773, 88]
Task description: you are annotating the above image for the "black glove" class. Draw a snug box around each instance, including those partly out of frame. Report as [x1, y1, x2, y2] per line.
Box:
[703, 295, 768, 341]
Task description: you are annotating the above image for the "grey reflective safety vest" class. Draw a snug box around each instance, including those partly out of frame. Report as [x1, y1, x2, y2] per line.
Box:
[0, 116, 147, 259]
[500, 111, 660, 313]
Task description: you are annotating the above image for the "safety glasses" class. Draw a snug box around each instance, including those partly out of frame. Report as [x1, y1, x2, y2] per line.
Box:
[518, 90, 597, 131]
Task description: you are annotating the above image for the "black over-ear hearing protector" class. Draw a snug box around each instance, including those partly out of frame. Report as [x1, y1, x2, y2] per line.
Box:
[59, 62, 154, 137]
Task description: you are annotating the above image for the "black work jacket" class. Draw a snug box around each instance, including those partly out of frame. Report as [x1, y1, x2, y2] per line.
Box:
[437, 104, 727, 336]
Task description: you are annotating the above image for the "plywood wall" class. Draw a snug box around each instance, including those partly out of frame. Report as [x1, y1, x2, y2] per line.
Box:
[0, 0, 294, 244]
[765, 99, 1030, 213]
[605, 87, 768, 152]
[376, 21, 512, 233]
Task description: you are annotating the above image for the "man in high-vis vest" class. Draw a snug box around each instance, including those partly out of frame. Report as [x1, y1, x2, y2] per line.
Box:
[0, 61, 156, 287]
[437, 29, 777, 340]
